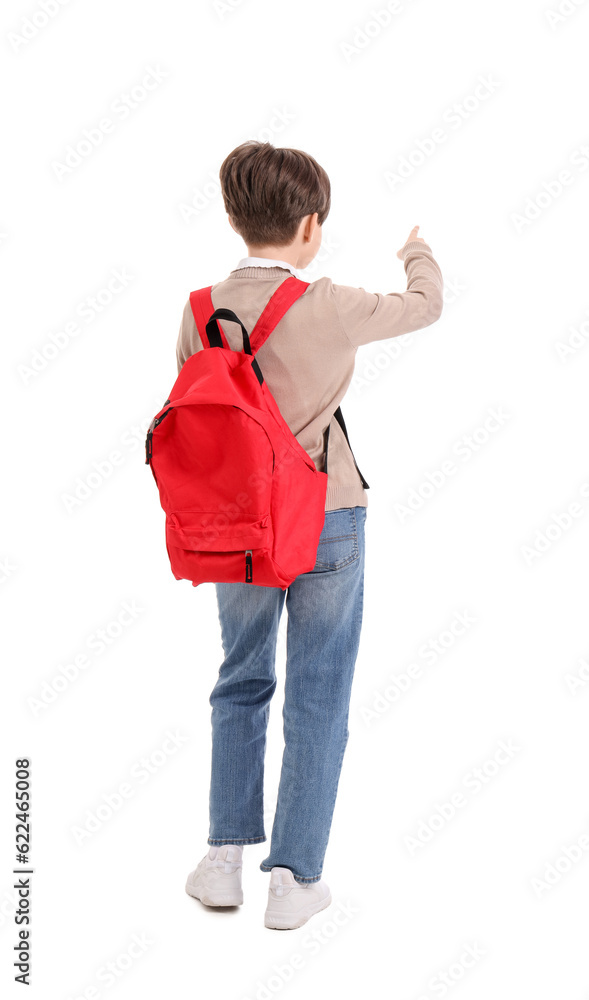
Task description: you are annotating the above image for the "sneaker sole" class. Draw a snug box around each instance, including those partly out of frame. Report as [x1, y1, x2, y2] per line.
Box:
[185, 883, 243, 907]
[264, 892, 332, 930]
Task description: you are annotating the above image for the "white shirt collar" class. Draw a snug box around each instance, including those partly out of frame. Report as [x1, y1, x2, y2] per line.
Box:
[235, 256, 303, 280]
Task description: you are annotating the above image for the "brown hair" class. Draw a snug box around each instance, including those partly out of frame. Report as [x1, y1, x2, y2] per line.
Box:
[219, 140, 331, 248]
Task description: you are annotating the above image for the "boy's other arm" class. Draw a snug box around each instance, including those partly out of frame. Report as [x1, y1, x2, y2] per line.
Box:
[176, 299, 202, 374]
[332, 237, 444, 349]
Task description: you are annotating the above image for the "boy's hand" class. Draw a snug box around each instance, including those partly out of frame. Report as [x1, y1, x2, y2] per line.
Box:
[396, 225, 427, 259]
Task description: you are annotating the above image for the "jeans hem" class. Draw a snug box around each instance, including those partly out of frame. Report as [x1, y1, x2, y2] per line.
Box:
[208, 835, 266, 845]
[259, 862, 321, 883]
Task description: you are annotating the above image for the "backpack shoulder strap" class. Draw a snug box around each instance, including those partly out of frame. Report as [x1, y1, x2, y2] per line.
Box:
[249, 276, 309, 354]
[189, 286, 230, 349]
[188, 277, 309, 353]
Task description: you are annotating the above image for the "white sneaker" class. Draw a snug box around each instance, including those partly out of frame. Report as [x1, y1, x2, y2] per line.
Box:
[185, 845, 243, 907]
[264, 867, 331, 929]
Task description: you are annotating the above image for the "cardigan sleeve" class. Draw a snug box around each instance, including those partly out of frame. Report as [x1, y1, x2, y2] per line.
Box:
[331, 239, 444, 349]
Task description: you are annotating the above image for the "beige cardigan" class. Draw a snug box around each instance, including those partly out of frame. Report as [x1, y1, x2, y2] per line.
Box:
[176, 238, 444, 511]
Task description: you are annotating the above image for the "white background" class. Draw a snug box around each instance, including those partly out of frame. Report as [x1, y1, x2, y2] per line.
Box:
[3, 0, 589, 997]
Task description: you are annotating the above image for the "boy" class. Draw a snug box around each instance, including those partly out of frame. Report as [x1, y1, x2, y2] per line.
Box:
[181, 140, 444, 930]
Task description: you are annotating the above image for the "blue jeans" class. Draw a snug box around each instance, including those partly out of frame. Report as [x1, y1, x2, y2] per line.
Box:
[208, 506, 367, 883]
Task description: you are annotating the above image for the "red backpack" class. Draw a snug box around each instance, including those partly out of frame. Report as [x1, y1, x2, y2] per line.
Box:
[145, 275, 369, 590]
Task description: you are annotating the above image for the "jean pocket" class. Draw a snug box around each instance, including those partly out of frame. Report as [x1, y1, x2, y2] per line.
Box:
[312, 507, 360, 573]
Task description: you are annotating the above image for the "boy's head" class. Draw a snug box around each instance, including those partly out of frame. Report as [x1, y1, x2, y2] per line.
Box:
[219, 140, 330, 269]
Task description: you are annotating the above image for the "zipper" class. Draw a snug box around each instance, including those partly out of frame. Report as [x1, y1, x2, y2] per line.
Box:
[145, 429, 153, 464]
[245, 550, 253, 583]
[145, 407, 173, 464]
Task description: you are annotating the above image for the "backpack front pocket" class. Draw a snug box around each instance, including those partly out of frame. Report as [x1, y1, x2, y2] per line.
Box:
[165, 510, 271, 552]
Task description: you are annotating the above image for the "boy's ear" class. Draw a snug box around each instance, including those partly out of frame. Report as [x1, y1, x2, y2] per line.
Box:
[304, 212, 319, 242]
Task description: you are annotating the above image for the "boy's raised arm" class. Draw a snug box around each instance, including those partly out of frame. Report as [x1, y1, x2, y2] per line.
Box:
[332, 236, 444, 349]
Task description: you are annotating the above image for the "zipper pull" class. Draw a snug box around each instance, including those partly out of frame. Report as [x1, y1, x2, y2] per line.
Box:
[245, 550, 253, 583]
[145, 429, 153, 464]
